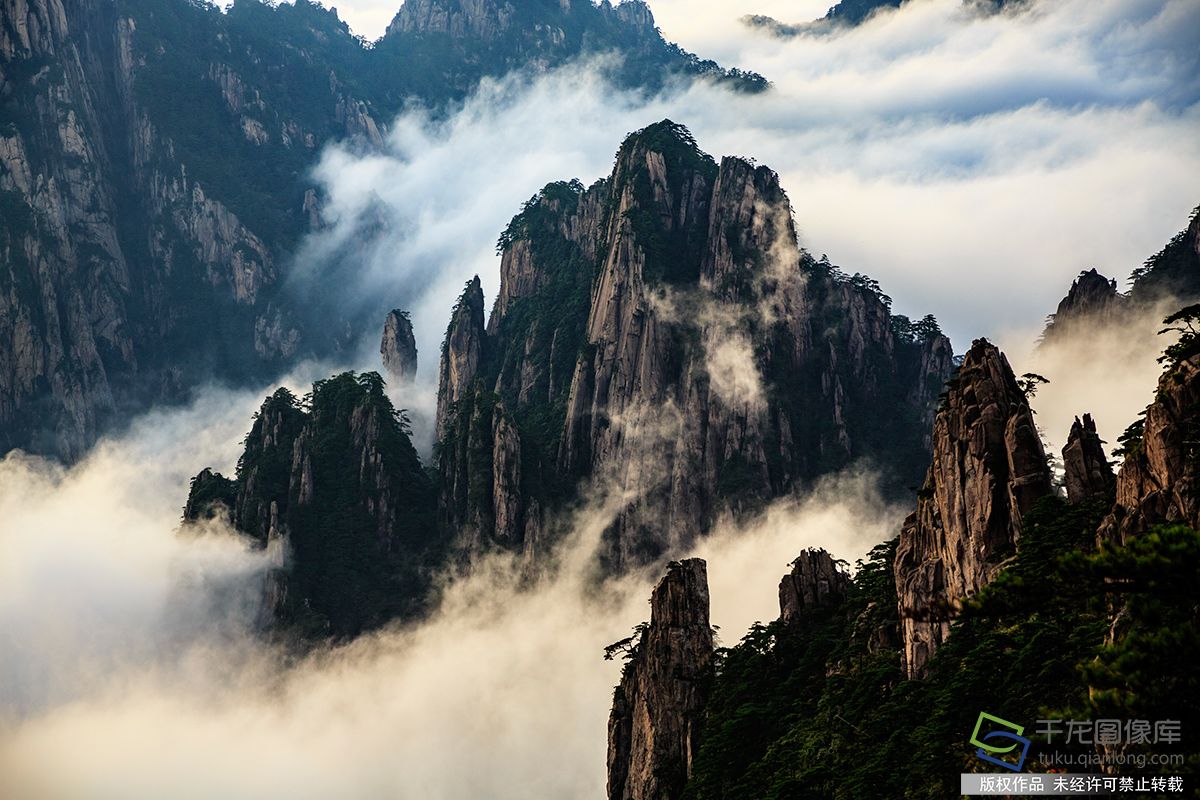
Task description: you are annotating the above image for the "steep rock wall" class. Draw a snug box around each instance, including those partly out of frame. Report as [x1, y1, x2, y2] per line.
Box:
[607, 558, 713, 800]
[893, 339, 1052, 678]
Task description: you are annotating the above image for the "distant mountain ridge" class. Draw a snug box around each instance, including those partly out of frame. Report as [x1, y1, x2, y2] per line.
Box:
[745, 0, 1021, 36]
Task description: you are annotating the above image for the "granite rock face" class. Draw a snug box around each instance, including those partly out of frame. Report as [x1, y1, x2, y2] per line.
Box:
[1099, 355, 1200, 544]
[435, 121, 954, 565]
[1041, 269, 1127, 342]
[893, 339, 1053, 678]
[1062, 413, 1116, 504]
[376, 0, 764, 103]
[386, 0, 517, 40]
[435, 277, 486, 442]
[0, 0, 757, 463]
[607, 558, 714, 800]
[380, 309, 418, 383]
[184, 374, 438, 637]
[779, 548, 852, 623]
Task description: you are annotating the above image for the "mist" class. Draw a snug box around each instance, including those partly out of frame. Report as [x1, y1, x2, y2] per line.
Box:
[1000, 296, 1181, 463]
[0, 388, 901, 799]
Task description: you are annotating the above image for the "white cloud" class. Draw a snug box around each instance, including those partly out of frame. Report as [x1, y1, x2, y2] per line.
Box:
[0, 392, 899, 799]
[299, 0, 1199, 383]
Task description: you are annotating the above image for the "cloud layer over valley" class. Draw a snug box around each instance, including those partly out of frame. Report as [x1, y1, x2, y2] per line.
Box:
[3, 1, 1197, 797]
[0, 388, 902, 799]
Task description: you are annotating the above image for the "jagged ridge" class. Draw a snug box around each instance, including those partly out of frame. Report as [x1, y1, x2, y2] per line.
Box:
[436, 120, 955, 568]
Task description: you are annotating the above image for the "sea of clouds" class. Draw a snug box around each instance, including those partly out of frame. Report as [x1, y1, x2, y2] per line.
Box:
[2, 0, 1198, 796]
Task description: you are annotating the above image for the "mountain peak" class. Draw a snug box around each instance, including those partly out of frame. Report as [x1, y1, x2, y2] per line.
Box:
[894, 338, 1053, 677]
[617, 120, 713, 168]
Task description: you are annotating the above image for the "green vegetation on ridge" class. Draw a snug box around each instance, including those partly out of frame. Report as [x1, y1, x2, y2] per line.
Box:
[685, 498, 1200, 798]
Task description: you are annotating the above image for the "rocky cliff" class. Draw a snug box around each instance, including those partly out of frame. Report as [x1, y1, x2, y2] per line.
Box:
[377, 0, 764, 99]
[380, 309, 418, 383]
[0, 0, 363, 459]
[607, 558, 713, 800]
[893, 339, 1053, 678]
[0, 0, 760, 461]
[436, 121, 954, 566]
[1042, 269, 1127, 342]
[184, 372, 439, 637]
[1099, 354, 1200, 544]
[779, 548, 851, 624]
[1062, 413, 1115, 504]
[435, 277, 486, 442]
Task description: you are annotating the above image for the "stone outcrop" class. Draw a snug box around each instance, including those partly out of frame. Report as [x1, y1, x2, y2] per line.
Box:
[894, 339, 1053, 678]
[1062, 413, 1115, 504]
[779, 548, 852, 623]
[183, 468, 237, 522]
[386, 0, 517, 40]
[1041, 269, 1127, 343]
[1098, 354, 1200, 544]
[184, 374, 438, 637]
[435, 122, 954, 567]
[376, 0, 763, 102]
[435, 277, 486, 442]
[607, 559, 714, 800]
[380, 309, 418, 383]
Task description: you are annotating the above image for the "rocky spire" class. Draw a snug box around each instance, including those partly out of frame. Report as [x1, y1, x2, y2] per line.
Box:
[1042, 269, 1127, 342]
[608, 558, 714, 800]
[893, 339, 1053, 678]
[435, 276, 486, 442]
[232, 388, 308, 544]
[1098, 354, 1200, 544]
[779, 548, 851, 623]
[380, 309, 418, 383]
[1062, 413, 1115, 504]
[384, 0, 524, 39]
[184, 374, 438, 637]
